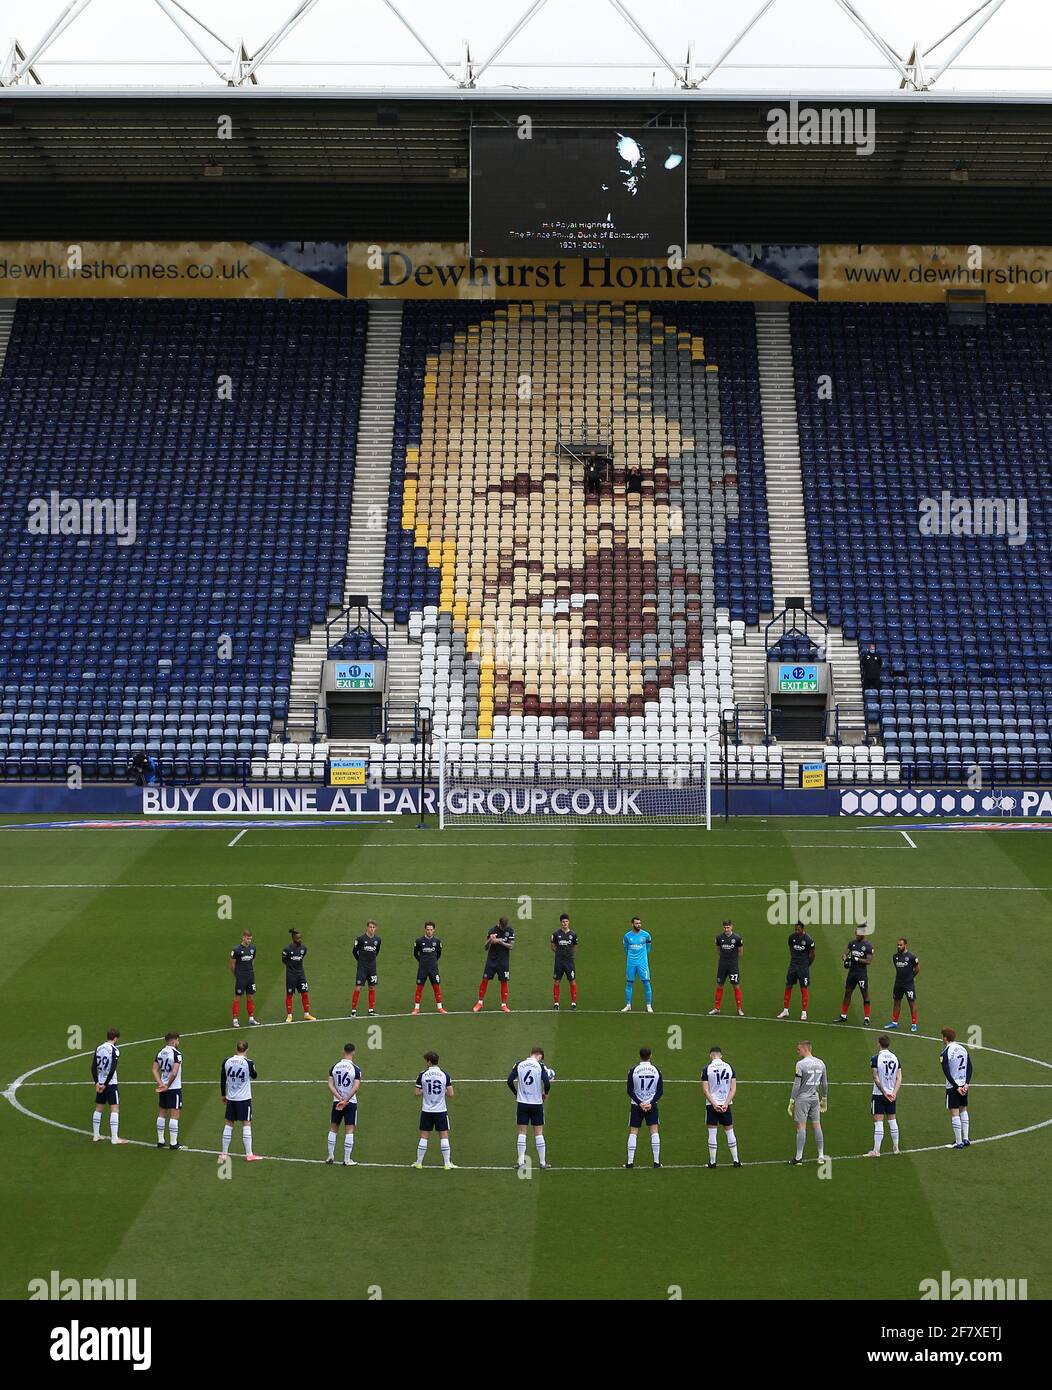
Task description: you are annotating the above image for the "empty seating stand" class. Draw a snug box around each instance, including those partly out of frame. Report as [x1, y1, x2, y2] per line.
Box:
[0, 299, 368, 782]
[791, 303, 1052, 785]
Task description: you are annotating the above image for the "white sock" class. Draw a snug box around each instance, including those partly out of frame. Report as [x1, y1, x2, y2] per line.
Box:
[873, 1121, 884, 1151]
[92, 1111, 102, 1138]
[109, 1112, 120, 1142]
[951, 1114, 962, 1143]
[650, 1130, 660, 1163]
[327, 1131, 337, 1159]
[242, 1125, 253, 1157]
[169, 1117, 179, 1145]
[156, 1116, 166, 1143]
[440, 1138, 451, 1165]
[516, 1133, 527, 1165]
[222, 1124, 233, 1154]
[344, 1132, 355, 1161]
[888, 1119, 899, 1149]
[416, 1138, 428, 1163]
[627, 1133, 638, 1164]
[726, 1128, 739, 1162]
[709, 1127, 718, 1163]
[960, 1110, 970, 1141]
[814, 1125, 825, 1159]
[535, 1135, 546, 1166]
[795, 1129, 806, 1159]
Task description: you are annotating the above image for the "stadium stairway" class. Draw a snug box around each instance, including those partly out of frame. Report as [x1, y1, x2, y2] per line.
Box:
[287, 301, 421, 751]
[742, 305, 866, 779]
[0, 301, 15, 374]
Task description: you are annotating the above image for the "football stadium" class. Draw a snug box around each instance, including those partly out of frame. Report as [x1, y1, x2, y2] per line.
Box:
[0, 0, 1050, 1353]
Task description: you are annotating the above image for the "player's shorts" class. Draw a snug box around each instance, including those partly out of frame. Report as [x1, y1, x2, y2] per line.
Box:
[234, 977, 256, 996]
[945, 1089, 969, 1110]
[516, 1103, 545, 1126]
[330, 1101, 358, 1127]
[159, 1089, 182, 1111]
[553, 959, 575, 981]
[793, 1095, 821, 1124]
[95, 1084, 119, 1106]
[716, 964, 740, 985]
[705, 1104, 733, 1128]
[785, 966, 810, 988]
[225, 1099, 252, 1123]
[355, 966, 378, 986]
[416, 967, 440, 985]
[626, 962, 651, 982]
[629, 1102, 659, 1128]
[893, 982, 916, 1002]
[419, 1110, 450, 1132]
[845, 972, 869, 993]
[286, 976, 309, 994]
[483, 960, 510, 981]
[871, 1094, 896, 1116]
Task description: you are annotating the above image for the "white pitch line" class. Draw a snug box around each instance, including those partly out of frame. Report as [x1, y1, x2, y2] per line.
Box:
[19, 1078, 1052, 1090]
[228, 829, 248, 848]
[234, 842, 913, 851]
[8, 879, 1048, 894]
[901, 830, 917, 849]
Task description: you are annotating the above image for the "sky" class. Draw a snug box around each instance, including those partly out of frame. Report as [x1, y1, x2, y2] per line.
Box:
[2, 0, 1048, 94]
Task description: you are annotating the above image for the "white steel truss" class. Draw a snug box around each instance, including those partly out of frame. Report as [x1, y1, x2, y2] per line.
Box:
[0, 0, 1024, 91]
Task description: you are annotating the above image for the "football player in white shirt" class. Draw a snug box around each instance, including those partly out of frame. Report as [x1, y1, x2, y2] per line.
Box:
[91, 1028, 128, 1145]
[219, 1039, 262, 1161]
[327, 1043, 362, 1166]
[940, 1026, 973, 1149]
[625, 1046, 663, 1168]
[152, 1031, 183, 1150]
[867, 1034, 902, 1156]
[413, 1050, 456, 1169]
[508, 1047, 553, 1170]
[701, 1046, 741, 1167]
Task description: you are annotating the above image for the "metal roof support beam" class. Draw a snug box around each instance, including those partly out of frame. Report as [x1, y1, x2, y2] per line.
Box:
[467, 0, 550, 87]
[5, 0, 95, 85]
[697, 0, 779, 85]
[380, 0, 458, 85]
[832, 0, 914, 88]
[925, 0, 1011, 89]
[1, 40, 43, 86]
[242, 0, 325, 84]
[606, 0, 686, 86]
[151, 0, 231, 82]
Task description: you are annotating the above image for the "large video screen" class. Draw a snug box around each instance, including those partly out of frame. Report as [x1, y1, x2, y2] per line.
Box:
[470, 126, 686, 258]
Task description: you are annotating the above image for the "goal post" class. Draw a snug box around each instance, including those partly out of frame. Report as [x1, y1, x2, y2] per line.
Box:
[437, 738, 713, 829]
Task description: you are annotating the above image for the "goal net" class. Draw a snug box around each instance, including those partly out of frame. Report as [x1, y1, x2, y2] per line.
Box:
[437, 739, 713, 829]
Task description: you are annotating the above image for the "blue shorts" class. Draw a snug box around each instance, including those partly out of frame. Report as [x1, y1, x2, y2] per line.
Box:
[95, 1084, 119, 1106]
[629, 1103, 659, 1128]
[225, 1099, 252, 1123]
[871, 1095, 896, 1116]
[330, 1101, 358, 1127]
[234, 978, 256, 996]
[516, 1103, 544, 1127]
[626, 963, 651, 982]
[159, 1090, 182, 1111]
[946, 1089, 968, 1110]
[420, 1110, 449, 1132]
[705, 1104, 734, 1127]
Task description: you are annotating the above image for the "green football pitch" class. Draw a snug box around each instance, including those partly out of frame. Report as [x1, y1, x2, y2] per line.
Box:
[1, 814, 1049, 1302]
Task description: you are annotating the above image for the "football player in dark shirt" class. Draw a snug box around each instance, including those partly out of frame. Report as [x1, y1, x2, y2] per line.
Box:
[778, 922, 816, 1021]
[709, 919, 744, 1016]
[834, 924, 874, 1025]
[282, 929, 316, 1023]
[472, 916, 515, 1013]
[229, 928, 260, 1027]
[550, 912, 579, 1010]
[351, 919, 382, 1016]
[412, 921, 446, 1015]
[886, 937, 920, 1033]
